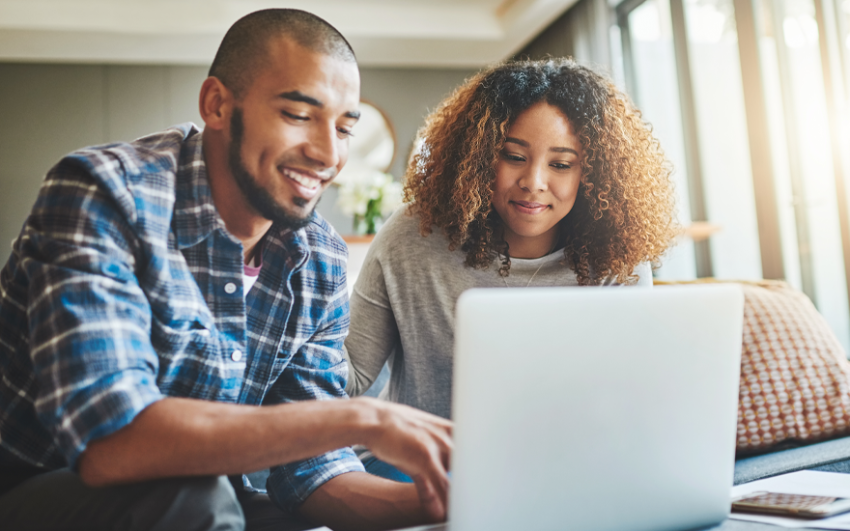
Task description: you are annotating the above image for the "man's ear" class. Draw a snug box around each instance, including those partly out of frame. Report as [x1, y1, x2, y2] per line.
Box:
[199, 77, 233, 131]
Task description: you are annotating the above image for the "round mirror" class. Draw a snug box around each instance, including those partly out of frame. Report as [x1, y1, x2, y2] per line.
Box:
[334, 101, 396, 186]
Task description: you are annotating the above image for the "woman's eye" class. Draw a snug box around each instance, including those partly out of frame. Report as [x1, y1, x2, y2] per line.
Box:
[552, 163, 571, 170]
[502, 152, 525, 162]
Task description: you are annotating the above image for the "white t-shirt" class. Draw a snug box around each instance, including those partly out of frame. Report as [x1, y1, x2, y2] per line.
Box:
[243, 253, 261, 295]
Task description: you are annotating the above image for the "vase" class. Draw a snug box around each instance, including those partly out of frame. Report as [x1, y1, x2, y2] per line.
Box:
[352, 213, 384, 235]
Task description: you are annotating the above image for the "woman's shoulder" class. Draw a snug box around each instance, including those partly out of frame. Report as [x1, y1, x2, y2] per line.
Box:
[371, 205, 448, 255]
[378, 205, 421, 236]
[631, 262, 654, 286]
[599, 261, 654, 287]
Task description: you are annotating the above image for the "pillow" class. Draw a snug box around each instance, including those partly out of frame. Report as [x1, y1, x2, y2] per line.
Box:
[736, 281, 850, 454]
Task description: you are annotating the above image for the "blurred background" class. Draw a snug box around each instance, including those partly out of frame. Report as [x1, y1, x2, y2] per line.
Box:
[1, 0, 849, 350]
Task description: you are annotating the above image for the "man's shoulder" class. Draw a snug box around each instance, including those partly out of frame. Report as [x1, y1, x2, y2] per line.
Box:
[63, 124, 199, 182]
[55, 123, 201, 225]
[302, 212, 348, 263]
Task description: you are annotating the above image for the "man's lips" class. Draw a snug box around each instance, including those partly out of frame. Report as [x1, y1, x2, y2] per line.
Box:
[510, 200, 550, 214]
[280, 167, 330, 199]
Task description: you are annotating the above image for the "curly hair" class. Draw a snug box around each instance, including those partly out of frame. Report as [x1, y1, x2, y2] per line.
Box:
[403, 58, 680, 285]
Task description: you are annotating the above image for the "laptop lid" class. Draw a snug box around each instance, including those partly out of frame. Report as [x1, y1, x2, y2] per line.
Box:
[449, 284, 744, 531]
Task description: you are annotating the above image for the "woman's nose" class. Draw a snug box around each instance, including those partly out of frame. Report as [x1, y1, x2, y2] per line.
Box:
[518, 164, 546, 192]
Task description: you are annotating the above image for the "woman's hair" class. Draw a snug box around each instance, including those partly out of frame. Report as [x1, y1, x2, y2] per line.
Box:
[403, 58, 680, 285]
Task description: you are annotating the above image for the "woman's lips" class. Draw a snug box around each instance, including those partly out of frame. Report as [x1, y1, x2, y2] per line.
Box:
[510, 200, 549, 215]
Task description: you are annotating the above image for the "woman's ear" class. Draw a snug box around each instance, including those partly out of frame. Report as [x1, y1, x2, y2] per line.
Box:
[198, 77, 233, 131]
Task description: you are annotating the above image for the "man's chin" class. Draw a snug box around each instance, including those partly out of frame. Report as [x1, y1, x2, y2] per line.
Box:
[258, 201, 316, 231]
[240, 182, 322, 229]
[282, 197, 319, 223]
[291, 195, 310, 209]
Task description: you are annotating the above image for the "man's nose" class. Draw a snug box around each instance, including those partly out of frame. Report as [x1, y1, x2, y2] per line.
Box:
[303, 122, 341, 170]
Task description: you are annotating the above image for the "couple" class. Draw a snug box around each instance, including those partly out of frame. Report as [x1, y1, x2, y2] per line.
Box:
[0, 8, 677, 531]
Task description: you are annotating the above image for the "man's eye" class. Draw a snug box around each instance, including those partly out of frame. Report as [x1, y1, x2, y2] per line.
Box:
[282, 110, 308, 121]
[337, 127, 355, 138]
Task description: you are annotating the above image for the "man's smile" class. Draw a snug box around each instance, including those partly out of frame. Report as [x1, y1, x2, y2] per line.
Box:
[280, 166, 329, 199]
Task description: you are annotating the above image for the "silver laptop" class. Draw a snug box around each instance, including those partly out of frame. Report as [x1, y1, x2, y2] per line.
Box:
[406, 284, 744, 531]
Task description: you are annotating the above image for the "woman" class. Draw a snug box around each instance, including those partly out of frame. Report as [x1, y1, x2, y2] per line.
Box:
[345, 58, 679, 481]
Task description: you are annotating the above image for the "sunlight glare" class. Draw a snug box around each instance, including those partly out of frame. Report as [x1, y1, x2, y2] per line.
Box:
[686, 2, 727, 43]
[631, 1, 662, 42]
[783, 15, 818, 48]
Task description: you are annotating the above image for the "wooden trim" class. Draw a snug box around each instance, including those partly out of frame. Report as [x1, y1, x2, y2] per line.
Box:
[615, 0, 643, 104]
[341, 234, 376, 245]
[733, 0, 786, 280]
[670, 0, 713, 277]
[768, 1, 817, 303]
[360, 98, 397, 174]
[815, 0, 850, 312]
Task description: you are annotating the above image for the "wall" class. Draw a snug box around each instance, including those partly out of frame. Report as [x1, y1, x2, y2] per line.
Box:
[517, 0, 615, 73]
[326, 66, 476, 232]
[0, 63, 476, 251]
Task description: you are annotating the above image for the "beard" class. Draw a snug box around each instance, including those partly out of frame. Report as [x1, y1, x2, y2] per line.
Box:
[228, 107, 317, 231]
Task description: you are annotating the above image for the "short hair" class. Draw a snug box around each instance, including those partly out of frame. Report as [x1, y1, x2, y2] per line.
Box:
[209, 9, 356, 99]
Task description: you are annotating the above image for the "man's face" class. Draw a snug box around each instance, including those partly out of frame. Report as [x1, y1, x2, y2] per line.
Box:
[227, 37, 360, 229]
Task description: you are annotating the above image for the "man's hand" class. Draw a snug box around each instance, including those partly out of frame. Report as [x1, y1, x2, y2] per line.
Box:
[355, 398, 453, 521]
[298, 398, 453, 531]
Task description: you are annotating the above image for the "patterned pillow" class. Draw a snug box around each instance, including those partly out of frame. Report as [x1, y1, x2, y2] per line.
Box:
[735, 281, 850, 454]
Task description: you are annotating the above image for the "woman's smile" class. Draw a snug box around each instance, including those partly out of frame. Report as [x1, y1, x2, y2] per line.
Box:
[510, 200, 550, 215]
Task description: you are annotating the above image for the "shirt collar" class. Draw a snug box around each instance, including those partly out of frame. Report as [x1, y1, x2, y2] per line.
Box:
[171, 127, 312, 269]
[172, 129, 232, 250]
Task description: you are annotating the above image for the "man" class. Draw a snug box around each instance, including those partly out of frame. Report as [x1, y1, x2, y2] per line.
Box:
[0, 9, 451, 531]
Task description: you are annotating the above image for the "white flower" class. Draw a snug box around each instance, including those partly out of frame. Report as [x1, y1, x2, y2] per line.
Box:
[336, 183, 370, 216]
[336, 170, 403, 221]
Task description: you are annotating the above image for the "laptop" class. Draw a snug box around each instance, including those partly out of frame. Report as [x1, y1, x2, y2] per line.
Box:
[403, 284, 744, 531]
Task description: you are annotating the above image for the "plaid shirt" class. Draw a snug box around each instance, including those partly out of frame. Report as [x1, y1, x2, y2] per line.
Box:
[0, 124, 363, 511]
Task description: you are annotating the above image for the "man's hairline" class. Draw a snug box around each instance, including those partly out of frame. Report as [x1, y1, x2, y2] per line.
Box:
[221, 34, 357, 100]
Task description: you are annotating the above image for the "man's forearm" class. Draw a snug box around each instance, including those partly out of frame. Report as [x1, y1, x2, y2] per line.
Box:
[78, 397, 377, 486]
[299, 472, 432, 531]
[79, 395, 452, 524]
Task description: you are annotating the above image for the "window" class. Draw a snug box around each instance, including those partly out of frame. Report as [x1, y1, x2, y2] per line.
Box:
[623, 0, 698, 280]
[616, 0, 850, 351]
[757, 0, 850, 348]
[684, 0, 762, 280]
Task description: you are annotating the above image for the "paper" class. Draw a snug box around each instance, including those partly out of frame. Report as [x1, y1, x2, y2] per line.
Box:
[730, 471, 850, 529]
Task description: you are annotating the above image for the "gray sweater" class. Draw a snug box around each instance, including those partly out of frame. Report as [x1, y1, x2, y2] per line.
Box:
[344, 207, 652, 419]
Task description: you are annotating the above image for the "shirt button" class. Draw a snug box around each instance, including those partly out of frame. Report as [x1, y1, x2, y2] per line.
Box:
[224, 282, 237, 294]
[231, 350, 243, 362]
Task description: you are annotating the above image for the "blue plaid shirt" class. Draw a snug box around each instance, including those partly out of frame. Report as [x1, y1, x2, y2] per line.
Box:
[0, 124, 363, 511]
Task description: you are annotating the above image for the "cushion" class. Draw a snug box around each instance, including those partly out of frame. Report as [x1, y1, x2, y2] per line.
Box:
[735, 281, 850, 453]
[656, 279, 850, 455]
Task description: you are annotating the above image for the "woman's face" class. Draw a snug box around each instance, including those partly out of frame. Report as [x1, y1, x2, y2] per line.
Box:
[491, 102, 583, 259]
